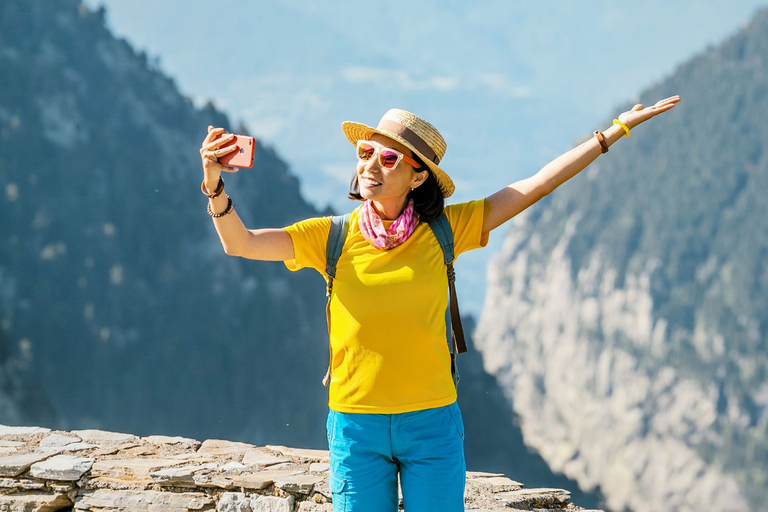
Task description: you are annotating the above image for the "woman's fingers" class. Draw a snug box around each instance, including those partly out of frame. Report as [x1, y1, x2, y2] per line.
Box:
[202, 126, 228, 146]
[202, 144, 238, 161]
[200, 133, 235, 154]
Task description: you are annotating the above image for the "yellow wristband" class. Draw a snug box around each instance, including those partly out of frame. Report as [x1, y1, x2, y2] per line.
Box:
[613, 119, 630, 137]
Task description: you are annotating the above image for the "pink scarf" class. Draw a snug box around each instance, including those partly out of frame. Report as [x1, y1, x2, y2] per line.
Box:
[358, 199, 419, 250]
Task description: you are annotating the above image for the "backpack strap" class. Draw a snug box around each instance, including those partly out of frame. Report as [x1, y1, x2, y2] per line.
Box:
[322, 214, 350, 386]
[428, 213, 468, 356]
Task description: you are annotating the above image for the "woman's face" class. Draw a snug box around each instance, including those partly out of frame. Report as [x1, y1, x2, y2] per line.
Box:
[356, 134, 428, 204]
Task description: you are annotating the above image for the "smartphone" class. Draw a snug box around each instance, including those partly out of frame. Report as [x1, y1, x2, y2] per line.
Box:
[215, 134, 255, 168]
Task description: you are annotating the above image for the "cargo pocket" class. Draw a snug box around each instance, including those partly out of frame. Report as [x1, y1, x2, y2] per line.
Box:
[329, 476, 347, 511]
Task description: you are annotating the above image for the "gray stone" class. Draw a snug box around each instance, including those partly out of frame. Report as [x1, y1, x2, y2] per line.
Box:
[495, 488, 571, 508]
[74, 489, 214, 511]
[274, 473, 324, 494]
[217, 491, 252, 512]
[250, 495, 294, 512]
[0, 451, 56, 476]
[150, 463, 216, 487]
[0, 425, 51, 436]
[40, 433, 81, 447]
[71, 429, 138, 444]
[30, 454, 95, 481]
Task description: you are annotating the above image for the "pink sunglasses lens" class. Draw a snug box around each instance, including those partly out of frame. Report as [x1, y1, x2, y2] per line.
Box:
[379, 150, 400, 168]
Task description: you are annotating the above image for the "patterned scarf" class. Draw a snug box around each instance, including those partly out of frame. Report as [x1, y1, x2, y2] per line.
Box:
[358, 199, 419, 250]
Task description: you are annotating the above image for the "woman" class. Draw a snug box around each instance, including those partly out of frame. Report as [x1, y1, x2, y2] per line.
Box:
[199, 97, 680, 512]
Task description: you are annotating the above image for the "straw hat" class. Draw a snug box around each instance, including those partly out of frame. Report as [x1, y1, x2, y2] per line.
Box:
[341, 109, 455, 197]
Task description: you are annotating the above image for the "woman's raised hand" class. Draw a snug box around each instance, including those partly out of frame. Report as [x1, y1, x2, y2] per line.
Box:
[200, 125, 241, 176]
[618, 95, 681, 130]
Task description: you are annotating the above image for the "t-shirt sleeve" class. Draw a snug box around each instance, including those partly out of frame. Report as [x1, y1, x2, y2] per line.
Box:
[282, 216, 332, 274]
[444, 199, 490, 258]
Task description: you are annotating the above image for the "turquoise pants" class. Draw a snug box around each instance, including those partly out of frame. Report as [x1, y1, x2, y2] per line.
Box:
[326, 401, 466, 512]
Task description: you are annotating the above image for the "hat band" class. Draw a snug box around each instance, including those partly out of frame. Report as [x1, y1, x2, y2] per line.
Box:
[377, 120, 440, 164]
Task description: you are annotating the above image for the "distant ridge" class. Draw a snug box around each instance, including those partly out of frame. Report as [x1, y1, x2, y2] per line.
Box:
[477, 5, 768, 511]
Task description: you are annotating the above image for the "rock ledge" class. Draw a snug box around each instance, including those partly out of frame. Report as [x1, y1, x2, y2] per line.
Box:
[0, 424, 604, 511]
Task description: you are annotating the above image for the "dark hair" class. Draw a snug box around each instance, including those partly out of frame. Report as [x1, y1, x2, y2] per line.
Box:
[348, 161, 445, 223]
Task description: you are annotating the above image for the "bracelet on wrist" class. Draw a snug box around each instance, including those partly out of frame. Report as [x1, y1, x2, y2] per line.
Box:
[593, 130, 609, 154]
[201, 176, 225, 198]
[207, 194, 234, 217]
[613, 119, 630, 137]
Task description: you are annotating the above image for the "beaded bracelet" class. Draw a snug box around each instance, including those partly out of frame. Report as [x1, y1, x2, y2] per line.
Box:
[201, 177, 225, 198]
[207, 194, 234, 217]
[613, 119, 631, 137]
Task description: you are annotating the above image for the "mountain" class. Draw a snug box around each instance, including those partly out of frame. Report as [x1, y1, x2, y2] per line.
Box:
[475, 6, 768, 512]
[0, 2, 604, 506]
[0, 0, 329, 446]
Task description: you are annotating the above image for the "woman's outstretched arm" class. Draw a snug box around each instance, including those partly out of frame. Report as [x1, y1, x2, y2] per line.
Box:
[483, 95, 681, 233]
[201, 126, 294, 261]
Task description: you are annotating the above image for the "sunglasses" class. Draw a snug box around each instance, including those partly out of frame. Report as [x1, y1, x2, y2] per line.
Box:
[356, 140, 422, 170]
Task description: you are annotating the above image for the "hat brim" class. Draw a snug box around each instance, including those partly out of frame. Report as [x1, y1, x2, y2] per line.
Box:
[341, 121, 455, 198]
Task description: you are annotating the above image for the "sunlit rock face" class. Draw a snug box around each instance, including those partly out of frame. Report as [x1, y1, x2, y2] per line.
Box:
[476, 7, 768, 512]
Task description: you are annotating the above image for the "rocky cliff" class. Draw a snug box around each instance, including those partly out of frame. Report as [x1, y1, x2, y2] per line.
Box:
[0, 424, 602, 511]
[475, 6, 768, 512]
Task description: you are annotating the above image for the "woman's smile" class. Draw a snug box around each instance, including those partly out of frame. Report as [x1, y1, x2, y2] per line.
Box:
[360, 175, 382, 188]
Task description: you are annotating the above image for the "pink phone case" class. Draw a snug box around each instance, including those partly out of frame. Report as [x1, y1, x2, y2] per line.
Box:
[216, 134, 255, 168]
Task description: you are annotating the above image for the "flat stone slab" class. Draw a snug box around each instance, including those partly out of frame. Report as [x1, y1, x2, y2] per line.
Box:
[496, 488, 571, 507]
[227, 469, 303, 491]
[150, 463, 216, 487]
[40, 433, 82, 447]
[0, 477, 46, 490]
[0, 441, 26, 448]
[243, 449, 290, 467]
[91, 458, 186, 483]
[71, 429, 139, 444]
[74, 488, 213, 511]
[265, 445, 330, 462]
[142, 435, 201, 450]
[275, 473, 324, 494]
[466, 471, 506, 479]
[0, 492, 72, 510]
[0, 451, 56, 476]
[63, 442, 98, 452]
[309, 462, 330, 472]
[0, 425, 51, 436]
[30, 454, 95, 481]
[197, 439, 257, 457]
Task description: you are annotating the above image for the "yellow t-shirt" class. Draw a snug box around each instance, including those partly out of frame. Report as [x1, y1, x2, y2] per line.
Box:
[283, 199, 488, 414]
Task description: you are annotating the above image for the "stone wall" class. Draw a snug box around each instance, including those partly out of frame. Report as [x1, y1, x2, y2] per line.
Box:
[0, 425, 604, 511]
